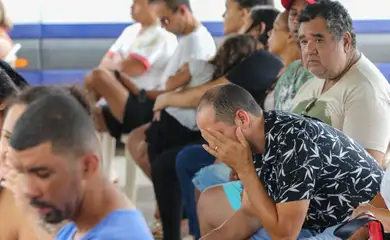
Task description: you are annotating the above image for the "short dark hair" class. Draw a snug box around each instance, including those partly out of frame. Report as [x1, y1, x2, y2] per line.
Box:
[10, 93, 99, 158]
[198, 84, 263, 124]
[159, 0, 192, 12]
[299, 0, 356, 47]
[234, 0, 274, 8]
[7, 85, 92, 116]
[246, 6, 280, 47]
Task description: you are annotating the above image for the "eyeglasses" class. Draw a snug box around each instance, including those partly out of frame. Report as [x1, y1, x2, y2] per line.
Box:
[302, 98, 318, 115]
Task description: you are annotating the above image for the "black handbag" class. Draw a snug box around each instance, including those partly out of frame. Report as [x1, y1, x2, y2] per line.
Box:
[334, 212, 386, 239]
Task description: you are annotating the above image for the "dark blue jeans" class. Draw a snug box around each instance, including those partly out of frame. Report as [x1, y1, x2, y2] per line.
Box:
[175, 145, 215, 239]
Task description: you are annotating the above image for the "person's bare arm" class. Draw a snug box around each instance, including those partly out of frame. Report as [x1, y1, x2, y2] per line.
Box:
[238, 163, 310, 239]
[115, 71, 167, 101]
[120, 58, 148, 77]
[99, 53, 123, 70]
[154, 77, 229, 111]
[165, 63, 191, 91]
[352, 203, 390, 233]
[201, 196, 261, 240]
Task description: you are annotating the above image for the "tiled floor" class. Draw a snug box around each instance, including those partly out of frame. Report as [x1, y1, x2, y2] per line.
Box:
[112, 154, 194, 240]
[112, 156, 155, 222]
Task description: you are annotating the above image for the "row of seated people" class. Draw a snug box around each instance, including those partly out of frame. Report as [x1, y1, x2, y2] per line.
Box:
[87, 0, 287, 238]
[83, 0, 389, 239]
[0, 0, 388, 239]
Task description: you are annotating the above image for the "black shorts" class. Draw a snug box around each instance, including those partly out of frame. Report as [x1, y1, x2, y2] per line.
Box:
[145, 110, 202, 162]
[102, 93, 154, 139]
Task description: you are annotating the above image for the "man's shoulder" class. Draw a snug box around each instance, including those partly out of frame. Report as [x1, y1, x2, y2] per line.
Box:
[56, 210, 154, 240]
[342, 54, 389, 95]
[93, 210, 153, 239]
[176, 25, 216, 61]
[266, 111, 312, 133]
[266, 111, 327, 144]
[56, 223, 76, 240]
[181, 24, 215, 46]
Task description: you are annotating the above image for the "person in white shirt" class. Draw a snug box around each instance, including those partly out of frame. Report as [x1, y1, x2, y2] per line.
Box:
[127, 0, 216, 180]
[125, 0, 216, 239]
[83, 0, 178, 140]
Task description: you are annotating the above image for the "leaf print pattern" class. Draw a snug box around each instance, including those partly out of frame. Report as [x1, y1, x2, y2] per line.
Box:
[254, 111, 384, 232]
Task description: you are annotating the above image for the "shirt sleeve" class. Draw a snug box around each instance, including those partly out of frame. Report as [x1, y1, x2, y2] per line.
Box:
[273, 130, 321, 203]
[342, 83, 390, 154]
[107, 25, 138, 57]
[186, 59, 215, 87]
[129, 33, 174, 69]
[107, 31, 128, 57]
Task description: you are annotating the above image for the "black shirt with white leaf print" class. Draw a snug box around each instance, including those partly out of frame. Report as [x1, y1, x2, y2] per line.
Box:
[254, 111, 383, 232]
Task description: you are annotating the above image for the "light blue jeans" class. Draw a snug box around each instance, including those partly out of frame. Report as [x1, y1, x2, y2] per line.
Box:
[251, 225, 339, 240]
[192, 162, 231, 192]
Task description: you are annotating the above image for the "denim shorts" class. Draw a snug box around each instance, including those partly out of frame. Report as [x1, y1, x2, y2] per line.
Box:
[192, 162, 231, 192]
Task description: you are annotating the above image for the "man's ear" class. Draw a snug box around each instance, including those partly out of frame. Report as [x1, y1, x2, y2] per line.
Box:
[343, 32, 352, 52]
[80, 153, 99, 179]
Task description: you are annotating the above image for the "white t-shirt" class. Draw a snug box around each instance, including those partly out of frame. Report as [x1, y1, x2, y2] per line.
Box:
[166, 59, 215, 130]
[292, 54, 390, 155]
[107, 22, 178, 90]
[157, 24, 217, 90]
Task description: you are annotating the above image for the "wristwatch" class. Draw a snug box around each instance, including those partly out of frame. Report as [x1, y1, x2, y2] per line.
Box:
[137, 89, 148, 103]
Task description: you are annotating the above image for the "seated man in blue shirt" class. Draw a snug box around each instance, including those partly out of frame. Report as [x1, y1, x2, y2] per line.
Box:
[8, 93, 153, 240]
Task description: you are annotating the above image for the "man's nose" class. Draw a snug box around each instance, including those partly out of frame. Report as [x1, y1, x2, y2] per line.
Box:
[23, 177, 42, 200]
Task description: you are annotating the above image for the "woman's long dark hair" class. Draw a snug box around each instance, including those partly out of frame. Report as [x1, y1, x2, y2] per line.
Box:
[245, 6, 280, 48]
[210, 34, 258, 80]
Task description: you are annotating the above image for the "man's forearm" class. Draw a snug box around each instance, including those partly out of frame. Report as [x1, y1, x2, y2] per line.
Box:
[238, 165, 281, 237]
[146, 90, 167, 101]
[165, 77, 230, 108]
[165, 90, 202, 108]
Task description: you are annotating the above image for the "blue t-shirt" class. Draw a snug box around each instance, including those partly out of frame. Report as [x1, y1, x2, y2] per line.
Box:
[56, 210, 153, 240]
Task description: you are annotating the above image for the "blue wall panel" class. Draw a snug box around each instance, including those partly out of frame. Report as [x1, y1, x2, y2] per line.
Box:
[9, 20, 390, 39]
[11, 20, 390, 84]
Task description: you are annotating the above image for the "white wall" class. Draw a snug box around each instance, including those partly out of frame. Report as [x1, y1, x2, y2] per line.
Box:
[4, 0, 390, 24]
